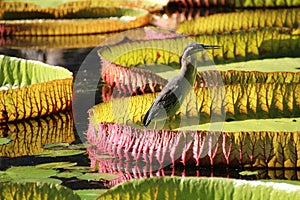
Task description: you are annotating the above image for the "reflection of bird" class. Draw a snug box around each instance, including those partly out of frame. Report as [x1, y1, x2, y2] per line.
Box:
[142, 42, 219, 128]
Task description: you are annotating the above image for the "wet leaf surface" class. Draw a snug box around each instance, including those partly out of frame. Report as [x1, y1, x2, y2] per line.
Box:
[239, 171, 259, 176]
[35, 162, 77, 169]
[75, 189, 108, 200]
[0, 166, 60, 184]
[78, 173, 120, 182]
[34, 149, 86, 157]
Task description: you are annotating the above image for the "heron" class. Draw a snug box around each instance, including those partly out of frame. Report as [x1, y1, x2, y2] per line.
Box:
[142, 42, 219, 128]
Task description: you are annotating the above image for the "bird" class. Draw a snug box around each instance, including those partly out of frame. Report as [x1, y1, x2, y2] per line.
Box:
[142, 42, 219, 128]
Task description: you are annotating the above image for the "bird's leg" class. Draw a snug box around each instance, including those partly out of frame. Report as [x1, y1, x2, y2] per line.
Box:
[166, 117, 174, 130]
[154, 120, 157, 130]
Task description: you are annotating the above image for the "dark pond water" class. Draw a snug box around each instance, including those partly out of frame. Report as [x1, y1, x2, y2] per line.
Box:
[1, 8, 299, 191]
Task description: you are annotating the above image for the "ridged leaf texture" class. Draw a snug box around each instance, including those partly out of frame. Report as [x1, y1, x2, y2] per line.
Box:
[98, 177, 300, 200]
[0, 7, 149, 36]
[0, 182, 80, 200]
[167, 0, 300, 7]
[177, 9, 300, 35]
[0, 55, 72, 122]
[0, 112, 75, 157]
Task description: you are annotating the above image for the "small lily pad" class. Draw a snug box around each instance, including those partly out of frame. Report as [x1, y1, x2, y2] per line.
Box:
[239, 170, 258, 176]
[34, 150, 86, 157]
[63, 166, 91, 172]
[0, 166, 60, 184]
[0, 137, 11, 145]
[78, 173, 120, 181]
[56, 171, 83, 179]
[75, 189, 108, 200]
[42, 142, 70, 149]
[35, 162, 77, 169]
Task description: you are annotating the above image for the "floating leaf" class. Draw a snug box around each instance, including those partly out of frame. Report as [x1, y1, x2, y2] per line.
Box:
[42, 142, 70, 149]
[0, 55, 73, 122]
[55, 171, 83, 179]
[167, 0, 300, 8]
[239, 171, 259, 176]
[0, 182, 80, 200]
[0, 137, 11, 145]
[98, 177, 300, 199]
[0, 6, 149, 36]
[192, 28, 300, 63]
[0, 166, 60, 184]
[34, 149, 85, 157]
[177, 9, 300, 35]
[62, 166, 91, 172]
[78, 173, 120, 182]
[35, 162, 77, 169]
[75, 189, 108, 200]
[88, 120, 300, 168]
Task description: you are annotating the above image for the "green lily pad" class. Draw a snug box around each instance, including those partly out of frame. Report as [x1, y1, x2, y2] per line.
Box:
[35, 162, 77, 169]
[0, 55, 73, 122]
[34, 149, 85, 157]
[2, 0, 79, 8]
[78, 173, 120, 182]
[42, 142, 70, 149]
[0, 166, 60, 184]
[62, 166, 91, 171]
[75, 189, 108, 200]
[0, 137, 11, 145]
[0, 182, 80, 200]
[239, 171, 259, 176]
[98, 177, 300, 199]
[55, 171, 83, 179]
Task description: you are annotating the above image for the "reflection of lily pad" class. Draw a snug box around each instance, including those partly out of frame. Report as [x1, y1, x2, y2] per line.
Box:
[98, 177, 300, 199]
[0, 112, 75, 157]
[0, 182, 80, 200]
[34, 149, 85, 157]
[0, 55, 73, 122]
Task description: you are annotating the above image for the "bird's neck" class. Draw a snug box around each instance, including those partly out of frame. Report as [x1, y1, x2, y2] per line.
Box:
[181, 61, 197, 85]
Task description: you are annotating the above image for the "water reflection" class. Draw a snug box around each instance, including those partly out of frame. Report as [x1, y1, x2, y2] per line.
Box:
[87, 146, 300, 188]
[0, 111, 74, 157]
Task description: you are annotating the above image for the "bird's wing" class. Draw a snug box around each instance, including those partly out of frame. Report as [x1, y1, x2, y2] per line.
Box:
[143, 84, 180, 125]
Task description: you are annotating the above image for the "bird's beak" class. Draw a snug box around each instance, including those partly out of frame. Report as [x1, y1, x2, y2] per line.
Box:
[202, 44, 221, 50]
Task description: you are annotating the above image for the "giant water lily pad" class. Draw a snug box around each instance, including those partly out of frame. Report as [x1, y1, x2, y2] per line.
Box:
[0, 182, 80, 200]
[1, 0, 168, 11]
[177, 9, 300, 35]
[98, 177, 300, 199]
[88, 56, 300, 168]
[167, 0, 300, 8]
[0, 55, 72, 122]
[0, 34, 112, 49]
[0, 6, 149, 36]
